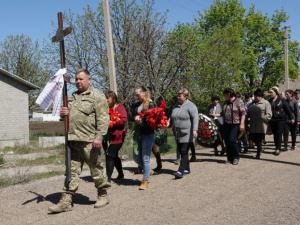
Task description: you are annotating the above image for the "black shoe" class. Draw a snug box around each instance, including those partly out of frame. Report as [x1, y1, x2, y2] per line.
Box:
[255, 154, 261, 159]
[273, 150, 281, 156]
[220, 149, 226, 156]
[243, 147, 248, 153]
[115, 174, 124, 181]
[189, 156, 196, 162]
[232, 159, 239, 165]
[281, 148, 288, 152]
[291, 146, 295, 151]
[153, 166, 162, 172]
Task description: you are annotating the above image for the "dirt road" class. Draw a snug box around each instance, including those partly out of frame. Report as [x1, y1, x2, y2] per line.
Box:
[1, 142, 300, 225]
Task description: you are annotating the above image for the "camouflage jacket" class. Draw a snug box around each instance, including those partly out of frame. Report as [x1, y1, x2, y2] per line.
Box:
[68, 86, 109, 142]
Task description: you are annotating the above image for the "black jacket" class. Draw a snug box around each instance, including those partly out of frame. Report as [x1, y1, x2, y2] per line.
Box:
[268, 97, 294, 121]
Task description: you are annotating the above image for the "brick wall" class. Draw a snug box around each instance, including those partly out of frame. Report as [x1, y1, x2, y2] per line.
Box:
[0, 74, 30, 148]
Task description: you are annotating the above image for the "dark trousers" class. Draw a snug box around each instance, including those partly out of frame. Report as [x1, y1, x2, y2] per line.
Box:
[189, 142, 195, 156]
[269, 120, 287, 150]
[285, 122, 298, 147]
[105, 143, 123, 182]
[177, 142, 190, 173]
[223, 123, 240, 162]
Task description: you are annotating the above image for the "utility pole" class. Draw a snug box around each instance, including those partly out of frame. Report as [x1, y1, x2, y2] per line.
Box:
[103, 0, 117, 94]
[284, 26, 290, 90]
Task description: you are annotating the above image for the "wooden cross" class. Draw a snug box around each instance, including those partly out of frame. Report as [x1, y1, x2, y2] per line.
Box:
[52, 12, 72, 183]
[52, 12, 72, 70]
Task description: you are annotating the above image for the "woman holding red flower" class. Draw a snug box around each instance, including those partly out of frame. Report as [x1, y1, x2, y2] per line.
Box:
[169, 88, 199, 179]
[103, 91, 127, 182]
[132, 86, 156, 190]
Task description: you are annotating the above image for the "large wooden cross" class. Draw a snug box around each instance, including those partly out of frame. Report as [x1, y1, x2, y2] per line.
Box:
[52, 12, 72, 183]
[52, 12, 72, 69]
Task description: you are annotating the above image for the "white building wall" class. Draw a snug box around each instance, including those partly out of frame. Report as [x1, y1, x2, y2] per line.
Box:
[0, 74, 30, 148]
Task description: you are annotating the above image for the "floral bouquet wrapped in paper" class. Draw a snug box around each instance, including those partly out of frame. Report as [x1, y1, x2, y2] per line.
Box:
[138, 100, 168, 129]
[103, 108, 122, 148]
[108, 108, 122, 128]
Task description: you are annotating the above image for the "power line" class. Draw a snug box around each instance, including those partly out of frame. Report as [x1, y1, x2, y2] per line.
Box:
[188, 0, 211, 9]
[166, 0, 197, 13]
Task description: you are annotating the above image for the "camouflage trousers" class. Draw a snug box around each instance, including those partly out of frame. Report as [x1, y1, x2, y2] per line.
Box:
[63, 141, 111, 193]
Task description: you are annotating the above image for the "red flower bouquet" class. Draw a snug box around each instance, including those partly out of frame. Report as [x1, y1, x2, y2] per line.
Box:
[108, 108, 122, 128]
[138, 100, 168, 129]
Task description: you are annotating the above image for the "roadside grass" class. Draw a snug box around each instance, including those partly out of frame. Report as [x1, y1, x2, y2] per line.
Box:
[0, 170, 65, 188]
[2, 145, 36, 154]
[13, 155, 65, 167]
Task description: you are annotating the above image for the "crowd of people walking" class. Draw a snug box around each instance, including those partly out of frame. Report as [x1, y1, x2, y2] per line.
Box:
[48, 68, 300, 213]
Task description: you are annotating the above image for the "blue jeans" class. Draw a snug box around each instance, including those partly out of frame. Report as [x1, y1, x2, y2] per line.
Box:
[136, 133, 154, 179]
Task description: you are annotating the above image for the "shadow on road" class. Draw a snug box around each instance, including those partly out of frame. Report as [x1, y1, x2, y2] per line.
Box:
[193, 150, 300, 167]
[22, 191, 93, 207]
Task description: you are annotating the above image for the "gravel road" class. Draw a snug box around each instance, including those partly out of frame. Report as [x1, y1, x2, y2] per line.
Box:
[1, 139, 300, 225]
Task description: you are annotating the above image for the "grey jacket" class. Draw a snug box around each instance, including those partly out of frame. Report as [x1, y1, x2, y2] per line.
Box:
[170, 100, 199, 143]
[207, 103, 224, 125]
[247, 98, 272, 134]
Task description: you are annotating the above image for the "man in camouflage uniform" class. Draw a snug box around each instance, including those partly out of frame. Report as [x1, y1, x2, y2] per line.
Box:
[48, 68, 111, 213]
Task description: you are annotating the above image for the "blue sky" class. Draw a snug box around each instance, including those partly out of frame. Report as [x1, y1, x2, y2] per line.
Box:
[1, 0, 300, 44]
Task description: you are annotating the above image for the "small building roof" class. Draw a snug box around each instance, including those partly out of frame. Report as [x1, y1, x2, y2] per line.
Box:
[0, 68, 39, 90]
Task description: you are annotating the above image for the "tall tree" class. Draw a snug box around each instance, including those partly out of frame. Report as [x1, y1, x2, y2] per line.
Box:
[168, 0, 300, 109]
[0, 34, 50, 109]
[197, 0, 300, 93]
[45, 0, 183, 109]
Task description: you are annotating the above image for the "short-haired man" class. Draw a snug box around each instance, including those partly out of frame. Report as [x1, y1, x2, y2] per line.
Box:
[48, 68, 111, 213]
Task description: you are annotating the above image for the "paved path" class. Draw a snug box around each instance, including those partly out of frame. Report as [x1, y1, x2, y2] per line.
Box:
[1, 140, 300, 225]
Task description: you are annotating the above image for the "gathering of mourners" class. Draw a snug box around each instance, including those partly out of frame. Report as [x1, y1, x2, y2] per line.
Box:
[48, 68, 300, 213]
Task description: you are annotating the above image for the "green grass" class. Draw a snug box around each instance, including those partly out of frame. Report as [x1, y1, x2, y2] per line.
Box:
[14, 155, 65, 166]
[30, 132, 64, 141]
[2, 145, 36, 154]
[161, 136, 177, 155]
[0, 155, 4, 166]
[0, 170, 65, 188]
[30, 170, 65, 180]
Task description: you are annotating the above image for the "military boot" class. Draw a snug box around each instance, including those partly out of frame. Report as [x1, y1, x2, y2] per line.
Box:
[48, 192, 73, 213]
[94, 190, 109, 208]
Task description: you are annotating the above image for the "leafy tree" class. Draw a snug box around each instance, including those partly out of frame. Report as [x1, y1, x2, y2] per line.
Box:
[198, 0, 300, 93]
[167, 0, 300, 109]
[45, 0, 183, 111]
[0, 34, 50, 109]
[166, 1, 245, 108]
